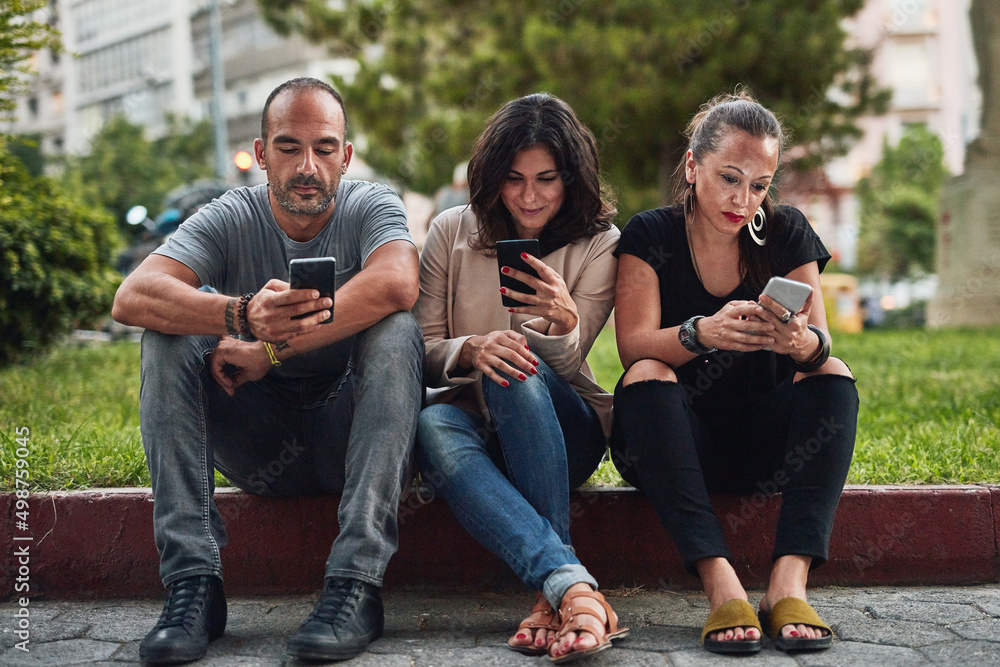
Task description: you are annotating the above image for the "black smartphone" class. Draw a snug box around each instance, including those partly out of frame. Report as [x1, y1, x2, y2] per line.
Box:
[289, 257, 336, 322]
[496, 239, 540, 308]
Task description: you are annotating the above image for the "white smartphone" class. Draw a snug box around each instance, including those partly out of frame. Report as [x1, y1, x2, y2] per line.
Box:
[759, 276, 813, 316]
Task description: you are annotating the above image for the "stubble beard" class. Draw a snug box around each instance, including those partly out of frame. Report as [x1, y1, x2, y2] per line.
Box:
[271, 174, 338, 216]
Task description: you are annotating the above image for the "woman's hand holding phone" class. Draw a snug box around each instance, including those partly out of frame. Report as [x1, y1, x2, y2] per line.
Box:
[756, 290, 819, 361]
[500, 253, 579, 336]
[459, 330, 539, 387]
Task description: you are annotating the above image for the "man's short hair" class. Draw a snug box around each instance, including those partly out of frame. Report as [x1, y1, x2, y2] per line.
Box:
[260, 78, 348, 145]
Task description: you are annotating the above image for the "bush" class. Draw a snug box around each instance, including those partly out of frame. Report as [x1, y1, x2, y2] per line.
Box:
[0, 150, 122, 366]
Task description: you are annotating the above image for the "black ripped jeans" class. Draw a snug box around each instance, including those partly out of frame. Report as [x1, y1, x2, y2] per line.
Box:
[610, 354, 858, 576]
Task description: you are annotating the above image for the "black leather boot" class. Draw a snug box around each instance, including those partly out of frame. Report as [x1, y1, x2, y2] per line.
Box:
[139, 575, 227, 664]
[287, 577, 384, 660]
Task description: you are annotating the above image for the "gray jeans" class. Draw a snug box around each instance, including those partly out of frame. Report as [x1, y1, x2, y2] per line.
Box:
[139, 311, 423, 588]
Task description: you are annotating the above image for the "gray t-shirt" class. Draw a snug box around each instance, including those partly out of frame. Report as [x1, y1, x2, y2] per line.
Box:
[154, 180, 412, 383]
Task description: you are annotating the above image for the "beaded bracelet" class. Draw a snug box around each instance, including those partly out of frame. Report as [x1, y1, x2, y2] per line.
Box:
[792, 324, 831, 372]
[237, 292, 257, 341]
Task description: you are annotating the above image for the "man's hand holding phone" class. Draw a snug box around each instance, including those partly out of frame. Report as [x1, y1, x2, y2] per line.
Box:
[245, 278, 333, 342]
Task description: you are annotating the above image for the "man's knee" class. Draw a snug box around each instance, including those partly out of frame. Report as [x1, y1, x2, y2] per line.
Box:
[358, 311, 423, 357]
[141, 330, 215, 374]
[622, 358, 676, 386]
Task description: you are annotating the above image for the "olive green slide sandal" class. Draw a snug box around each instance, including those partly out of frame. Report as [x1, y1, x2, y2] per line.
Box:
[758, 597, 833, 651]
[701, 599, 762, 654]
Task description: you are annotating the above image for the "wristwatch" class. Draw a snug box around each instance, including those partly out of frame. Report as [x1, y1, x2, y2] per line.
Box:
[678, 316, 717, 355]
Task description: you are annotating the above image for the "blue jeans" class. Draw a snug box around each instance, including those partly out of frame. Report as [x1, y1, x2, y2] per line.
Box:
[415, 359, 606, 608]
[140, 311, 423, 588]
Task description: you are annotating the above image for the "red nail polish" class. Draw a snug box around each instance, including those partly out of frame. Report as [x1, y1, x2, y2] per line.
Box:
[501, 380, 509, 388]
[516, 633, 526, 640]
[532, 359, 539, 366]
[789, 630, 799, 637]
[521, 252, 528, 259]
[499, 287, 507, 294]
[524, 345, 530, 350]
[518, 373, 527, 381]
[507, 308, 514, 312]
[501, 266, 510, 274]
[530, 368, 537, 375]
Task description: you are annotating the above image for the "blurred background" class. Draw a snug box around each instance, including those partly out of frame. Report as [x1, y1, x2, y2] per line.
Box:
[0, 0, 987, 344]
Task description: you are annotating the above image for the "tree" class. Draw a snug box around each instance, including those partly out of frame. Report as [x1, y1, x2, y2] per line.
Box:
[855, 124, 949, 279]
[61, 114, 215, 233]
[0, 0, 60, 125]
[0, 0, 120, 365]
[260, 0, 888, 216]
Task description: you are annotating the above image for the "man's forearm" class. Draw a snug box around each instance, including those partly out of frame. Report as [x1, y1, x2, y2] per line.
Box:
[113, 271, 232, 336]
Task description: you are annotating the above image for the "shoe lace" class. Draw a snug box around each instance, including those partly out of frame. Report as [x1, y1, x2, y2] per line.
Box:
[153, 578, 206, 631]
[308, 579, 362, 627]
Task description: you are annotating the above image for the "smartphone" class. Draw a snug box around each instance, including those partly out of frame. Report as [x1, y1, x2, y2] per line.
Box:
[496, 239, 540, 308]
[759, 276, 813, 316]
[289, 257, 336, 322]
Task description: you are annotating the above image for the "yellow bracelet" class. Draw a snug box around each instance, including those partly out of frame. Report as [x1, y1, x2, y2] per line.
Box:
[263, 341, 281, 366]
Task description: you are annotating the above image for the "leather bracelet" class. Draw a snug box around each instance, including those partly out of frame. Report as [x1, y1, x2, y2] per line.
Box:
[263, 341, 281, 366]
[792, 324, 831, 372]
[237, 292, 257, 341]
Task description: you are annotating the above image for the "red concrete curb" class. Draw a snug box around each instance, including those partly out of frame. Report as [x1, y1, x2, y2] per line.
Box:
[2, 485, 998, 599]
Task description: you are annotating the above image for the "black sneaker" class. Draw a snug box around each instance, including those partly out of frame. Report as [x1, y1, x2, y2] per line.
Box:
[139, 575, 227, 664]
[287, 577, 384, 661]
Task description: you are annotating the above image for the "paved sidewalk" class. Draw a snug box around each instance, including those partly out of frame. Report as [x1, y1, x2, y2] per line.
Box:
[2, 586, 999, 666]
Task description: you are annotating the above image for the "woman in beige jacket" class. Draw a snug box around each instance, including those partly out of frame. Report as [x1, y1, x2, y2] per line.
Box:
[413, 94, 626, 663]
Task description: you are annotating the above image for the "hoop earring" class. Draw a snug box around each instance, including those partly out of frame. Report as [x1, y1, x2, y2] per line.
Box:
[749, 206, 767, 246]
[684, 183, 696, 223]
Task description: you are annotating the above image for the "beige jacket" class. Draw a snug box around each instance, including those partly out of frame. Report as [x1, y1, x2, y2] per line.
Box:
[413, 206, 620, 438]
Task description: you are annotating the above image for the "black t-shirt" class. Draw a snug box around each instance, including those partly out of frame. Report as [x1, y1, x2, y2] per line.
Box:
[615, 204, 830, 328]
[614, 204, 831, 414]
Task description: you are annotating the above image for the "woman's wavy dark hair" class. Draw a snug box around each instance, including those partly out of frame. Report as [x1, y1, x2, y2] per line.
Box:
[670, 89, 786, 292]
[467, 93, 616, 254]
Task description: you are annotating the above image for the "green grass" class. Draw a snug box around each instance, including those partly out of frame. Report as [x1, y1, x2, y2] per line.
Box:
[2, 327, 999, 490]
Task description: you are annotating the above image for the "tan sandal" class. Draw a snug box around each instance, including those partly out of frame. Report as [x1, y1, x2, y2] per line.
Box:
[507, 593, 561, 656]
[548, 589, 628, 664]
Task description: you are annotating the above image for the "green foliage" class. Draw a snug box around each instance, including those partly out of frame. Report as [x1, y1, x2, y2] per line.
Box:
[61, 114, 215, 232]
[6, 132, 44, 175]
[259, 0, 888, 217]
[0, 0, 61, 122]
[855, 124, 949, 279]
[0, 150, 122, 366]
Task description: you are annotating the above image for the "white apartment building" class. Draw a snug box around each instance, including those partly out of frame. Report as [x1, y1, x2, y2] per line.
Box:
[785, 0, 981, 270]
[4, 0, 354, 182]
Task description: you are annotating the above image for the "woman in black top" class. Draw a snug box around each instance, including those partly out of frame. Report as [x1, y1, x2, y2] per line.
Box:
[611, 92, 858, 655]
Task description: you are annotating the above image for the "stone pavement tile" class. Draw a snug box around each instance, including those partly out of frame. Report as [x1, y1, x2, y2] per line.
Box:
[918, 640, 1000, 665]
[59, 604, 157, 642]
[110, 638, 140, 663]
[574, 647, 670, 665]
[795, 641, 931, 666]
[830, 617, 958, 647]
[369, 629, 478, 652]
[866, 600, 985, 624]
[224, 600, 309, 639]
[0, 638, 119, 666]
[947, 618, 1000, 641]
[820, 606, 960, 647]
[412, 646, 541, 665]
[610, 625, 701, 653]
[0, 619, 90, 648]
[666, 647, 797, 666]
[209, 633, 288, 660]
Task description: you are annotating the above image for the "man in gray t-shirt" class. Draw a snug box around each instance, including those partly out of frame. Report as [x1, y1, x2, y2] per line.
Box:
[113, 78, 423, 664]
